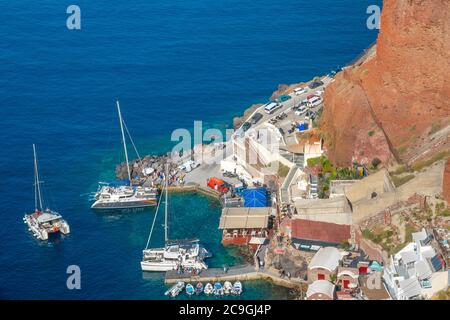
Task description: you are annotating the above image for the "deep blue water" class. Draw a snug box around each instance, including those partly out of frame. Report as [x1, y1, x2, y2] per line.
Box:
[0, 0, 380, 299]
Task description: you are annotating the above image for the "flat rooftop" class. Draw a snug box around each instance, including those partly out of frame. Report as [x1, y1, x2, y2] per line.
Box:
[219, 207, 272, 229]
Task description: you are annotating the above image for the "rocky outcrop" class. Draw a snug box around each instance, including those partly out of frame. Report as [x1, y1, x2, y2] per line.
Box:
[233, 103, 262, 129]
[321, 0, 450, 166]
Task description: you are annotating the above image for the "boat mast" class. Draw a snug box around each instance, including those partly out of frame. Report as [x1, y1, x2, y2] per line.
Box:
[116, 100, 131, 185]
[33, 144, 43, 211]
[164, 163, 169, 243]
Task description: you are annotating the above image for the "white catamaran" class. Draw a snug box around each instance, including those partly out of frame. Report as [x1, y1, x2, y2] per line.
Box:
[23, 144, 70, 240]
[141, 164, 211, 272]
[91, 100, 158, 210]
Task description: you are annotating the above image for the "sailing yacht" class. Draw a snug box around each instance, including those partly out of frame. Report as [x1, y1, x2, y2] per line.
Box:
[140, 164, 211, 272]
[91, 100, 158, 210]
[23, 144, 70, 240]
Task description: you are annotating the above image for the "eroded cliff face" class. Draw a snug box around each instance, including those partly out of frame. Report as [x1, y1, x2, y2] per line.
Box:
[444, 158, 450, 204]
[321, 0, 450, 166]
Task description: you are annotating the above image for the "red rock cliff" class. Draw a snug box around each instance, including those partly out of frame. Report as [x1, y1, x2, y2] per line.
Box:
[321, 0, 450, 166]
[444, 158, 450, 204]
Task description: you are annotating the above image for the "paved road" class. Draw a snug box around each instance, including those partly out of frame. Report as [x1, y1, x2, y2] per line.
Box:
[183, 75, 333, 187]
[235, 76, 334, 135]
[183, 144, 240, 187]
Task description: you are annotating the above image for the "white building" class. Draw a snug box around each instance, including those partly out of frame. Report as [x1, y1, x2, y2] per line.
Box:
[306, 280, 335, 300]
[383, 228, 448, 300]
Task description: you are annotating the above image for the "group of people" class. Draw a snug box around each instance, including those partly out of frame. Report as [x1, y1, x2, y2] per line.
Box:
[176, 264, 201, 276]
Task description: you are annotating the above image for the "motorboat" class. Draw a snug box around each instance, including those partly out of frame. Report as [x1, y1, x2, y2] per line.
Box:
[185, 283, 195, 296]
[214, 282, 224, 296]
[204, 283, 214, 295]
[223, 281, 233, 295]
[233, 281, 243, 295]
[195, 282, 204, 295]
[164, 281, 185, 297]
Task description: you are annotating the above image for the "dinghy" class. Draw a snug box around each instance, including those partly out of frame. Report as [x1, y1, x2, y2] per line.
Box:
[214, 282, 224, 296]
[185, 283, 195, 296]
[195, 282, 204, 295]
[233, 281, 243, 295]
[164, 281, 185, 297]
[204, 283, 214, 295]
[224, 281, 233, 295]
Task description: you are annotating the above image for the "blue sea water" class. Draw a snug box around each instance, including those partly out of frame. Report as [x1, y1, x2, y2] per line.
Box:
[0, 0, 380, 299]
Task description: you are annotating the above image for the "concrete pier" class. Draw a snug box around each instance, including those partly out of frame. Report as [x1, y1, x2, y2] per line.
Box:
[167, 183, 221, 199]
[165, 265, 257, 284]
[165, 265, 305, 289]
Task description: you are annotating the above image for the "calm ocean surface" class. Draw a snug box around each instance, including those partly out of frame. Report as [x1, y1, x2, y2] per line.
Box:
[0, 0, 380, 299]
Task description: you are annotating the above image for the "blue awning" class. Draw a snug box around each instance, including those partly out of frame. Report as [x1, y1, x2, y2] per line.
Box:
[242, 188, 268, 207]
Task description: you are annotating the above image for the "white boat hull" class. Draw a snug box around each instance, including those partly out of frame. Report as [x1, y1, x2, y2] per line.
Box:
[141, 259, 208, 272]
[24, 212, 70, 241]
[140, 261, 177, 272]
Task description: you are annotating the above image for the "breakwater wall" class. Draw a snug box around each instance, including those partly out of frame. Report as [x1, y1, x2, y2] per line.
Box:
[167, 184, 221, 200]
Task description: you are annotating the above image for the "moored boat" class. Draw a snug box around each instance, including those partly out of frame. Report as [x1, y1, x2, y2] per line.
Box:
[214, 282, 224, 296]
[204, 283, 214, 295]
[195, 282, 204, 295]
[140, 164, 210, 272]
[224, 281, 233, 295]
[91, 101, 157, 210]
[185, 283, 195, 296]
[164, 281, 185, 297]
[233, 281, 243, 295]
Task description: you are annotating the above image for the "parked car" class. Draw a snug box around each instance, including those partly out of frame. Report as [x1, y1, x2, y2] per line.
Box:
[179, 160, 200, 173]
[242, 122, 251, 132]
[277, 94, 292, 103]
[264, 102, 280, 114]
[295, 105, 308, 115]
[307, 94, 323, 107]
[308, 80, 324, 89]
[294, 87, 307, 95]
[251, 112, 263, 124]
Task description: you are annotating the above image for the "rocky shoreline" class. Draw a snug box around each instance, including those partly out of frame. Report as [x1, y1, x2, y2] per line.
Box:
[115, 152, 187, 188]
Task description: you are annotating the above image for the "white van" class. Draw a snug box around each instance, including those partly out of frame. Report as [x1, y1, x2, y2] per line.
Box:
[307, 95, 322, 107]
[264, 102, 279, 114]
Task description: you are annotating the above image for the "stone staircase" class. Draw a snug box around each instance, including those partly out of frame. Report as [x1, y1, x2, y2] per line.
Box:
[280, 165, 299, 204]
[279, 150, 304, 169]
